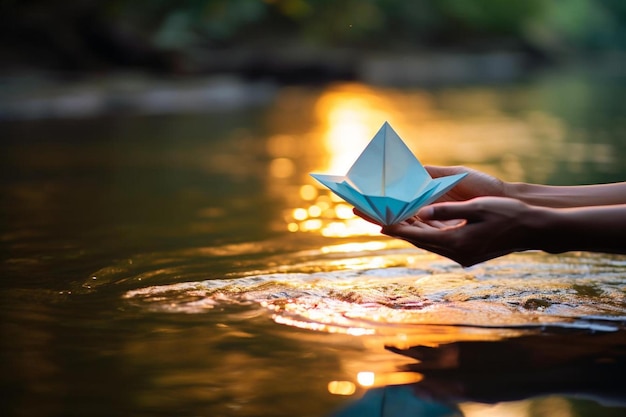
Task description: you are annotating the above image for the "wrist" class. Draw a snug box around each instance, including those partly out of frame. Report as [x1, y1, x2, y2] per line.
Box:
[501, 181, 518, 200]
[504, 182, 541, 205]
[504, 182, 568, 208]
[522, 205, 565, 253]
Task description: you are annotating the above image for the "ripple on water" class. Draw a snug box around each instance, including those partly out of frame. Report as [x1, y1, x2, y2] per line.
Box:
[122, 251, 626, 342]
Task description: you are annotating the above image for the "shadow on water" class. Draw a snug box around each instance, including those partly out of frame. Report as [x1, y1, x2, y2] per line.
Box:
[2, 69, 626, 416]
[332, 330, 626, 417]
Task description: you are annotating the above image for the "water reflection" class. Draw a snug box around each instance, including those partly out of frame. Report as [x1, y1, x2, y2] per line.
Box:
[286, 188, 380, 237]
[329, 328, 626, 417]
[328, 380, 357, 396]
[332, 385, 462, 417]
[314, 83, 408, 174]
[120, 246, 626, 415]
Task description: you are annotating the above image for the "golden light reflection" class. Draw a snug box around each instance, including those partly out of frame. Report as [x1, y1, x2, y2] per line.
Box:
[286, 191, 381, 237]
[292, 208, 307, 221]
[355, 371, 424, 388]
[299, 184, 317, 200]
[307, 205, 322, 217]
[269, 157, 295, 178]
[356, 371, 376, 387]
[314, 84, 405, 174]
[327, 380, 356, 396]
[272, 314, 376, 336]
[281, 85, 409, 237]
[334, 203, 353, 219]
[320, 241, 388, 254]
[301, 219, 323, 231]
[461, 396, 574, 417]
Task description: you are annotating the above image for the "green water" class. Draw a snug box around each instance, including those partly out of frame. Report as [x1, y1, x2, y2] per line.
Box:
[2, 70, 626, 417]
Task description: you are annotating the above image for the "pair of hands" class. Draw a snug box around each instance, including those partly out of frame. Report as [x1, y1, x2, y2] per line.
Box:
[354, 166, 537, 267]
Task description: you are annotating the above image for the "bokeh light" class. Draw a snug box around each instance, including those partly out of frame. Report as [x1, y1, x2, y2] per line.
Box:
[327, 380, 356, 396]
[356, 371, 376, 387]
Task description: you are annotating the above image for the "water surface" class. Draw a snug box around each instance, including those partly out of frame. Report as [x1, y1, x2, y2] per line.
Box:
[2, 70, 626, 416]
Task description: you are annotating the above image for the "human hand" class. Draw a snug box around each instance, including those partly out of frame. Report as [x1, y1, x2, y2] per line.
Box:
[425, 166, 507, 203]
[379, 197, 539, 267]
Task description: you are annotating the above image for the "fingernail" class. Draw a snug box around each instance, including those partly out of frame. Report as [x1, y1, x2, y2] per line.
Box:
[418, 206, 433, 219]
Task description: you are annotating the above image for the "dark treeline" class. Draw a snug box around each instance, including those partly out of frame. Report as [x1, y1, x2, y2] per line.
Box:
[1, 0, 625, 74]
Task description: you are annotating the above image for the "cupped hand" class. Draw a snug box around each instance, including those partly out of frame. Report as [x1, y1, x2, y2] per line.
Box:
[379, 197, 538, 267]
[425, 166, 507, 203]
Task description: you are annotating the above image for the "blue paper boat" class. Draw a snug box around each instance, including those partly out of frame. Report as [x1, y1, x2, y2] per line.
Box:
[311, 122, 466, 225]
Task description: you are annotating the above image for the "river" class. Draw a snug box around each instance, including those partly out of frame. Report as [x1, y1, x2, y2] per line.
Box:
[2, 69, 626, 416]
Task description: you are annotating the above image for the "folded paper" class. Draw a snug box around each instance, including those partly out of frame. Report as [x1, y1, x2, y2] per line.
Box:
[311, 122, 466, 225]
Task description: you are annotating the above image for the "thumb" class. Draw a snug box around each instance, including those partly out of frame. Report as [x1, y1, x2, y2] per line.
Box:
[417, 201, 480, 222]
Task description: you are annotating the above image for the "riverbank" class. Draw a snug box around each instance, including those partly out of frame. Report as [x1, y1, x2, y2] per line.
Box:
[1, 48, 624, 121]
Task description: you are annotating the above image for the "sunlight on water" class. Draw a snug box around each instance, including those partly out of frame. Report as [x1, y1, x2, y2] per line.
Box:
[461, 401, 533, 417]
[354, 370, 423, 388]
[286, 193, 381, 236]
[328, 380, 357, 396]
[321, 241, 389, 253]
[314, 83, 400, 174]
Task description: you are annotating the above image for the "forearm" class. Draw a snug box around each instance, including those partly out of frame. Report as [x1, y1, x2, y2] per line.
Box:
[530, 204, 626, 254]
[505, 182, 626, 208]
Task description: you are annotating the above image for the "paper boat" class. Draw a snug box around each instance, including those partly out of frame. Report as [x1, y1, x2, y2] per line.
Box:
[311, 122, 466, 225]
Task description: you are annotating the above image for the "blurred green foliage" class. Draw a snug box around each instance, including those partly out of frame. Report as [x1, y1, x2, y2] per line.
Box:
[1, 0, 625, 71]
[121, 0, 626, 49]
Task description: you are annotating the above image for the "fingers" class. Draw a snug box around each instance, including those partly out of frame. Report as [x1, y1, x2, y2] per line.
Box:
[381, 223, 453, 246]
[381, 223, 465, 263]
[408, 217, 465, 230]
[417, 201, 481, 222]
[353, 208, 381, 225]
[424, 165, 466, 179]
[382, 223, 481, 267]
